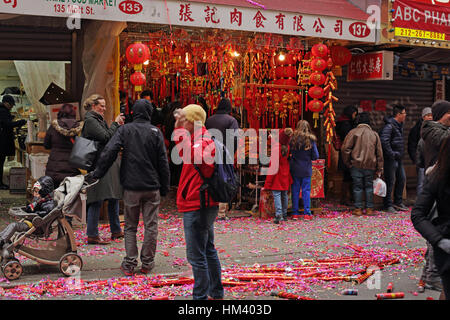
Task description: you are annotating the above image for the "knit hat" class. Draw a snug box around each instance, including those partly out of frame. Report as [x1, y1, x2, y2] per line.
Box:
[2, 94, 15, 106]
[216, 98, 232, 114]
[279, 128, 293, 145]
[183, 104, 207, 125]
[431, 100, 450, 121]
[421, 107, 432, 118]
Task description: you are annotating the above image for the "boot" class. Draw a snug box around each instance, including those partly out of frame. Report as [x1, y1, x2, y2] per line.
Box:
[365, 208, 375, 216]
[352, 208, 363, 216]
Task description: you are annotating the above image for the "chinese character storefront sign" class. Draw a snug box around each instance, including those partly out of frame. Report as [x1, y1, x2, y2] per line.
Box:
[347, 51, 394, 81]
[0, 0, 376, 43]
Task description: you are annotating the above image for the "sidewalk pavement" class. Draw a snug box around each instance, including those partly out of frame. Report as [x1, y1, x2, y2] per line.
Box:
[0, 188, 442, 300]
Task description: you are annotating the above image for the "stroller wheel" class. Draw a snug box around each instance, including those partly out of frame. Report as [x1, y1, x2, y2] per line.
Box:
[59, 253, 83, 277]
[2, 259, 23, 281]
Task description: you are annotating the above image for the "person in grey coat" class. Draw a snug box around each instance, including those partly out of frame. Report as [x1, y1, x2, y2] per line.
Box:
[82, 94, 125, 245]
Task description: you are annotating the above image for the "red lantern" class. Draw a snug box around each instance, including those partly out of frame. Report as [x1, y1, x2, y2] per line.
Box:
[308, 86, 324, 99]
[130, 71, 146, 92]
[308, 99, 324, 112]
[126, 42, 150, 71]
[309, 72, 326, 86]
[311, 43, 328, 58]
[327, 57, 334, 69]
[330, 46, 352, 66]
[311, 58, 327, 72]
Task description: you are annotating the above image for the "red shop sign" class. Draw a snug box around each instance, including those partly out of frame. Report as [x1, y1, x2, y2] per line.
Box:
[392, 0, 450, 40]
[347, 51, 394, 81]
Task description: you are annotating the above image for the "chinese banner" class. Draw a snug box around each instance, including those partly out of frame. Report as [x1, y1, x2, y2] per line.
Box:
[347, 51, 394, 81]
[0, 0, 375, 42]
[392, 0, 450, 41]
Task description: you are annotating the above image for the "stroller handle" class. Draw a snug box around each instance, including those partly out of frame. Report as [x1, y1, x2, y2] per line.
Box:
[82, 174, 100, 191]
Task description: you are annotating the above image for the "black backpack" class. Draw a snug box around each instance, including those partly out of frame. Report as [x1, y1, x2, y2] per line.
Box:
[194, 138, 238, 209]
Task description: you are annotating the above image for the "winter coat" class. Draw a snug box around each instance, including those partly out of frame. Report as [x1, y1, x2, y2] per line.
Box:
[335, 115, 356, 172]
[82, 111, 123, 204]
[289, 141, 319, 178]
[411, 173, 450, 274]
[421, 121, 450, 169]
[264, 143, 292, 191]
[0, 103, 26, 156]
[205, 102, 239, 155]
[93, 100, 170, 194]
[174, 126, 218, 213]
[416, 138, 425, 169]
[44, 119, 83, 185]
[379, 116, 404, 161]
[25, 194, 56, 217]
[407, 119, 423, 164]
[341, 124, 384, 173]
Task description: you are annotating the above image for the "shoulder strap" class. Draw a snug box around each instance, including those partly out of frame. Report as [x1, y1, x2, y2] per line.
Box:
[193, 164, 207, 181]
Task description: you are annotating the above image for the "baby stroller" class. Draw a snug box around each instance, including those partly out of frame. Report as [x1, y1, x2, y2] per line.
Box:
[2, 175, 97, 280]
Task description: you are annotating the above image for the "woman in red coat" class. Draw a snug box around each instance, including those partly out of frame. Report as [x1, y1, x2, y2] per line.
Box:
[264, 128, 293, 224]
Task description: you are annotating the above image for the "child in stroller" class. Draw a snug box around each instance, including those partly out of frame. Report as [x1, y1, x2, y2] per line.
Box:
[0, 176, 56, 248]
[1, 174, 94, 280]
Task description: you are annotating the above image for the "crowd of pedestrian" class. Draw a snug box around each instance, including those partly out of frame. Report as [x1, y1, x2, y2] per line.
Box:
[1, 88, 450, 300]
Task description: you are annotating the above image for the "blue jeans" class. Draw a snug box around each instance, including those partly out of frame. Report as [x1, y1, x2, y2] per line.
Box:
[383, 159, 406, 208]
[87, 199, 122, 238]
[272, 190, 288, 219]
[350, 167, 375, 209]
[416, 166, 425, 196]
[183, 206, 224, 300]
[291, 176, 311, 215]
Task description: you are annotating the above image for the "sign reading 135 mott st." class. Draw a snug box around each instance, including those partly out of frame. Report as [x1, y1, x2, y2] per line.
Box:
[0, 0, 375, 42]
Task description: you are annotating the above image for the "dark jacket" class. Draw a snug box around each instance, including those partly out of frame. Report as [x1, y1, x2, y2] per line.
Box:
[289, 141, 319, 178]
[93, 100, 170, 195]
[44, 119, 83, 185]
[379, 116, 404, 161]
[336, 114, 356, 172]
[411, 173, 450, 247]
[407, 119, 423, 164]
[421, 121, 450, 169]
[82, 110, 122, 204]
[0, 103, 26, 156]
[416, 138, 425, 169]
[205, 99, 239, 155]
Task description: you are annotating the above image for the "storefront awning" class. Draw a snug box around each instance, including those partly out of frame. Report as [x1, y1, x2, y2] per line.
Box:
[188, 0, 370, 21]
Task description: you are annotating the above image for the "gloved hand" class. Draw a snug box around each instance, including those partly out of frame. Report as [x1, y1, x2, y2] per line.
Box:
[437, 239, 450, 254]
[84, 172, 98, 185]
[17, 119, 27, 127]
[394, 152, 401, 161]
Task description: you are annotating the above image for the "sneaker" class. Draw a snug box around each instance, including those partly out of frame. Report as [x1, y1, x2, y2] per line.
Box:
[120, 265, 134, 277]
[111, 231, 124, 240]
[393, 203, 409, 211]
[87, 236, 110, 245]
[385, 206, 397, 214]
[273, 216, 281, 224]
[291, 214, 301, 220]
[424, 280, 443, 292]
[140, 266, 154, 275]
[303, 214, 313, 220]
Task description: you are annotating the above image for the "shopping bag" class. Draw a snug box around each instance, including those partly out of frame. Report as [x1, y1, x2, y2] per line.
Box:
[373, 178, 387, 197]
[68, 136, 99, 171]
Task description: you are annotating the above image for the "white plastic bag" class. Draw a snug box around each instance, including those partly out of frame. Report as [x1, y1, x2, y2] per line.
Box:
[373, 178, 387, 197]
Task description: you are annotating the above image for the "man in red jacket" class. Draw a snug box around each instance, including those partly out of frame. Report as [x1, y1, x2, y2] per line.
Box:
[172, 104, 224, 300]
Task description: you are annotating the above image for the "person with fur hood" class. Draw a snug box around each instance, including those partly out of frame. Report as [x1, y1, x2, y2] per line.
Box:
[44, 104, 83, 186]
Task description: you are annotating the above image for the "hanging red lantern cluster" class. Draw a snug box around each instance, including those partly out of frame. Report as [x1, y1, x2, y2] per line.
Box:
[274, 53, 298, 86]
[307, 43, 329, 127]
[126, 42, 150, 92]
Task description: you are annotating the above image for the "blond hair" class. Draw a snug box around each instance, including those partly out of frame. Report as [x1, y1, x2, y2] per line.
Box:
[83, 94, 105, 111]
[290, 120, 317, 151]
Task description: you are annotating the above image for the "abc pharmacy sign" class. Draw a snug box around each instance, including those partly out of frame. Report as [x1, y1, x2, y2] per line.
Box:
[392, 0, 450, 41]
[0, 0, 375, 42]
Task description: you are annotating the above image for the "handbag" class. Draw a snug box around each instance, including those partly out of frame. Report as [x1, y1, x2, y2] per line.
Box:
[68, 136, 99, 171]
